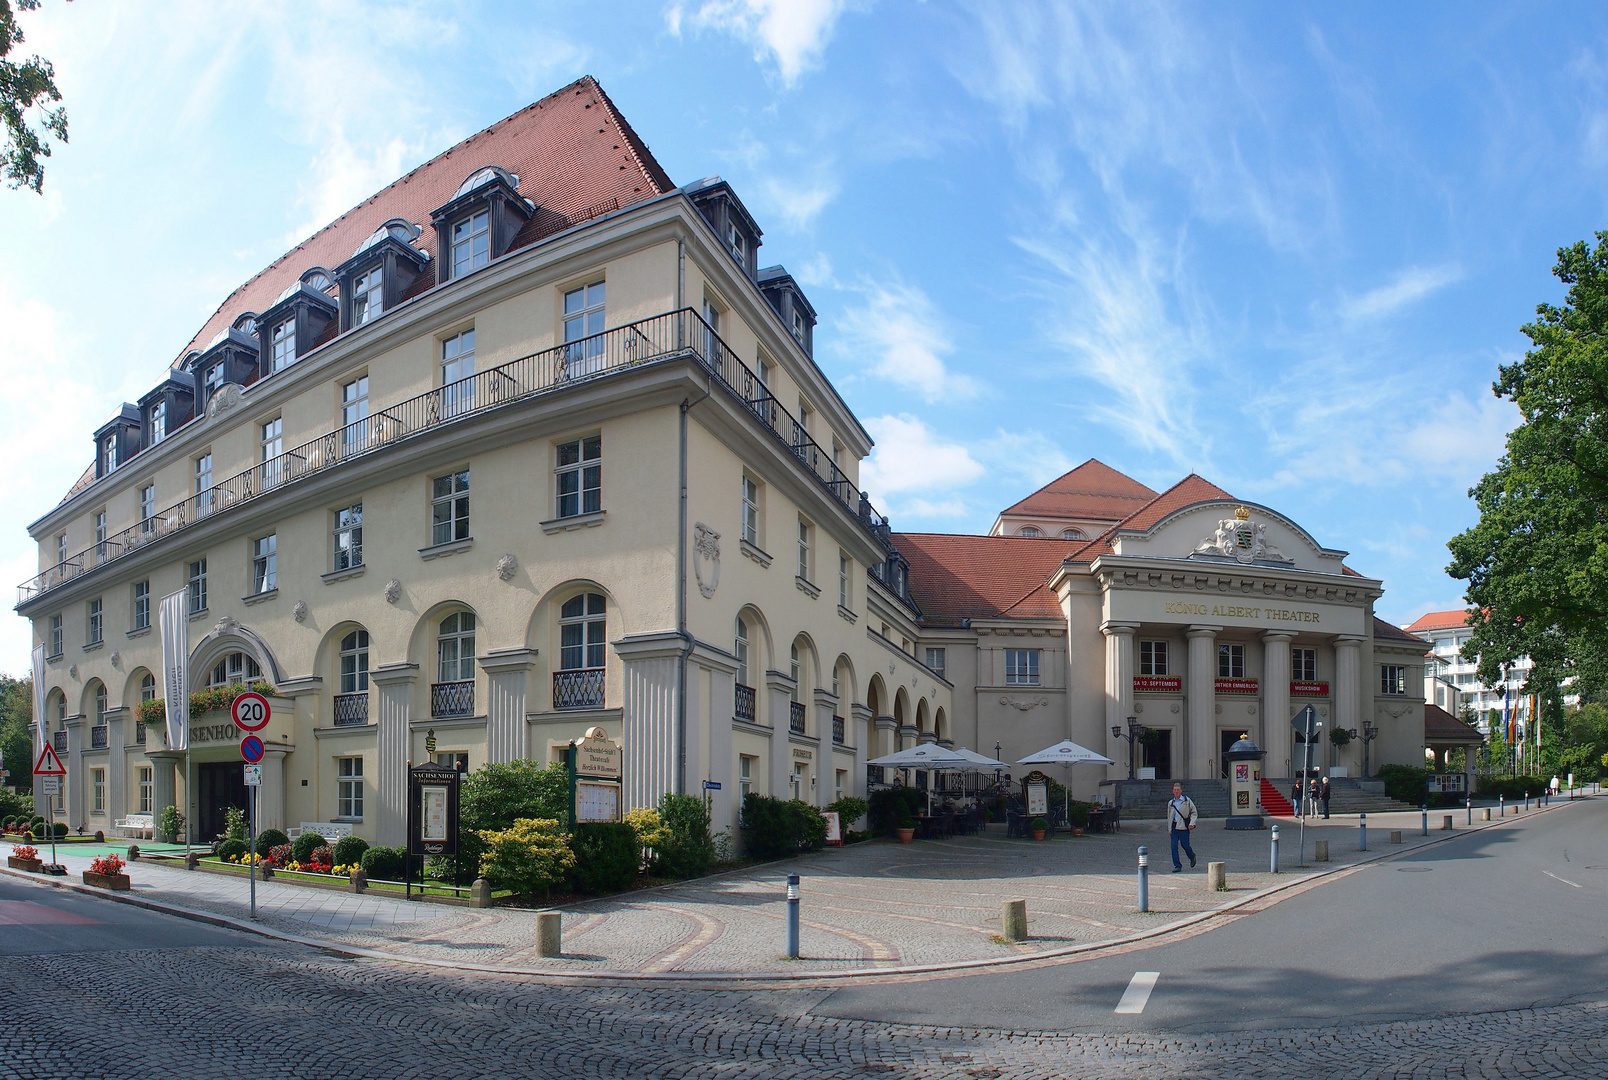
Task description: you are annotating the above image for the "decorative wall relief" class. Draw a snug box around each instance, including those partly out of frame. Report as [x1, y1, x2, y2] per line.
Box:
[496, 554, 518, 581]
[204, 383, 246, 420]
[293, 601, 308, 623]
[1193, 505, 1287, 564]
[693, 523, 721, 598]
[998, 696, 1050, 711]
[384, 579, 402, 604]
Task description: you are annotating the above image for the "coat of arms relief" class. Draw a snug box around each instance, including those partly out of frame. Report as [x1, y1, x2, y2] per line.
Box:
[1193, 506, 1286, 565]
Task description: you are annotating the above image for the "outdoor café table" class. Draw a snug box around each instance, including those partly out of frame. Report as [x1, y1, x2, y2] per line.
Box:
[917, 816, 946, 840]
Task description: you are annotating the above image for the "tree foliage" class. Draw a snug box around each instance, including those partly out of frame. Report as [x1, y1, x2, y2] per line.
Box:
[1, 1, 67, 193]
[0, 676, 32, 795]
[1448, 232, 1608, 700]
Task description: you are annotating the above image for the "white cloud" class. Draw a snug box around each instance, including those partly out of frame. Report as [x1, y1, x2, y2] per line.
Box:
[860, 414, 984, 500]
[976, 430, 1073, 490]
[763, 175, 839, 230]
[835, 280, 980, 402]
[678, 0, 855, 86]
[795, 252, 836, 288]
[1338, 264, 1464, 321]
[1402, 390, 1518, 487]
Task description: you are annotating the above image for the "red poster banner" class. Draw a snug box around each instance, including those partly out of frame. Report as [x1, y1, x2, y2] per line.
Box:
[1132, 676, 1182, 693]
[1215, 678, 1259, 695]
[1290, 681, 1329, 696]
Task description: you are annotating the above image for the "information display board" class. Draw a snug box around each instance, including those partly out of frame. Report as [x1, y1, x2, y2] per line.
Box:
[407, 762, 461, 857]
[568, 726, 623, 824]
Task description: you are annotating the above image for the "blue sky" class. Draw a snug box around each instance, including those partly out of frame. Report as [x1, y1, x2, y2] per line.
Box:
[3, 1, 1603, 674]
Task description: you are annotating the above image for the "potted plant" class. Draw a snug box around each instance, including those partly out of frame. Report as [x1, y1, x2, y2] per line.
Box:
[1068, 801, 1092, 837]
[8, 845, 41, 872]
[83, 853, 131, 890]
[893, 806, 916, 844]
[1030, 816, 1048, 840]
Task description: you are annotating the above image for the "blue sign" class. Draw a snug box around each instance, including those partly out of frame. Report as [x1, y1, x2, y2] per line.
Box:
[240, 735, 265, 763]
[702, 780, 722, 790]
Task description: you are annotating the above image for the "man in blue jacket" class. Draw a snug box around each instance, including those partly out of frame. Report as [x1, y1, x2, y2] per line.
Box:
[1169, 782, 1198, 872]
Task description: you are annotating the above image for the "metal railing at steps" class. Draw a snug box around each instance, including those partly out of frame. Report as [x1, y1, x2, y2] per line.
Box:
[789, 701, 806, 735]
[18, 308, 891, 606]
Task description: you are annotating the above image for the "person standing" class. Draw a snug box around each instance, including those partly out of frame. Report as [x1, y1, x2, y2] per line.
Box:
[1319, 776, 1331, 819]
[1168, 782, 1198, 872]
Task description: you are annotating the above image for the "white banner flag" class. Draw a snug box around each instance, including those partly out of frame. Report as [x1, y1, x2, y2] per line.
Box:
[159, 589, 189, 751]
[30, 643, 44, 756]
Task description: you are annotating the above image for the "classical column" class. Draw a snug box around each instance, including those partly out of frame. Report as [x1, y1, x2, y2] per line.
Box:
[765, 670, 796, 799]
[851, 703, 873, 800]
[479, 648, 538, 765]
[370, 663, 419, 848]
[1335, 636, 1363, 748]
[258, 748, 288, 832]
[106, 707, 128, 827]
[148, 750, 180, 837]
[1262, 632, 1294, 777]
[687, 642, 737, 834]
[1186, 627, 1219, 780]
[64, 713, 84, 828]
[813, 689, 838, 810]
[1102, 623, 1138, 776]
[616, 632, 686, 811]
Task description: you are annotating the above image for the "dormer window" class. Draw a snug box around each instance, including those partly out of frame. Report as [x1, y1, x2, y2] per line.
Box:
[149, 401, 166, 445]
[302, 269, 334, 293]
[101, 435, 118, 474]
[352, 267, 383, 326]
[728, 222, 746, 263]
[791, 308, 805, 342]
[269, 317, 296, 371]
[430, 166, 531, 286]
[335, 220, 428, 332]
[452, 209, 490, 276]
[204, 363, 224, 394]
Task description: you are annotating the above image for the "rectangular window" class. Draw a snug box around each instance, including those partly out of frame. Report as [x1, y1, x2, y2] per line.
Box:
[431, 470, 470, 545]
[560, 593, 607, 670]
[1382, 665, 1407, 696]
[337, 757, 364, 819]
[55, 533, 65, 565]
[270, 317, 296, 371]
[555, 436, 601, 518]
[1218, 643, 1246, 679]
[94, 511, 106, 562]
[1005, 649, 1040, 685]
[1293, 648, 1317, 682]
[48, 614, 62, 657]
[204, 363, 224, 396]
[91, 768, 105, 814]
[433, 751, 470, 773]
[187, 558, 207, 614]
[352, 267, 382, 326]
[563, 280, 606, 374]
[333, 504, 363, 571]
[791, 762, 804, 801]
[133, 580, 150, 631]
[452, 209, 490, 277]
[341, 375, 370, 449]
[87, 598, 103, 645]
[739, 755, 755, 801]
[838, 554, 850, 607]
[260, 417, 283, 488]
[252, 534, 277, 594]
[149, 401, 166, 445]
[101, 435, 118, 474]
[835, 769, 845, 802]
[797, 517, 811, 580]
[441, 329, 475, 416]
[741, 475, 760, 545]
[138, 766, 153, 814]
[926, 648, 946, 678]
[728, 221, 747, 264]
[139, 484, 156, 533]
[1139, 640, 1169, 677]
[195, 454, 213, 516]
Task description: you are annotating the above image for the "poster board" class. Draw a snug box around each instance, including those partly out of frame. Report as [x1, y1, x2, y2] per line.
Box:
[1027, 783, 1048, 817]
[823, 811, 841, 845]
[407, 762, 461, 857]
[569, 726, 623, 824]
[575, 781, 621, 824]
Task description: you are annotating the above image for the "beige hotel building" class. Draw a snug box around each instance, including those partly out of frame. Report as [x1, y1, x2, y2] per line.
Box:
[19, 78, 1431, 846]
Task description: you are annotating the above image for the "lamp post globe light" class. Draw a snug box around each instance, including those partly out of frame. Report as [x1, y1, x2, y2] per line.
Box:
[1112, 716, 1146, 782]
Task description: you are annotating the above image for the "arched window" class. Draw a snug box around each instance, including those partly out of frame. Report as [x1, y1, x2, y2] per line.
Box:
[1061, 528, 1083, 540]
[208, 651, 261, 687]
[139, 673, 156, 701]
[789, 642, 800, 702]
[438, 613, 476, 683]
[735, 618, 750, 687]
[340, 630, 370, 693]
[1019, 526, 1041, 538]
[55, 692, 66, 729]
[93, 684, 107, 723]
[559, 594, 606, 671]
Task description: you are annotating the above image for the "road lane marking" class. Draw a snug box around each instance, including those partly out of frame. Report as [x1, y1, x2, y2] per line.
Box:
[1115, 971, 1160, 1014]
[1544, 870, 1582, 889]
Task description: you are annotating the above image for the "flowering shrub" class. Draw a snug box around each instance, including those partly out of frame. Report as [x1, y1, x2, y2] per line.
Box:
[12, 845, 38, 861]
[89, 854, 125, 877]
[269, 843, 293, 866]
[225, 852, 269, 866]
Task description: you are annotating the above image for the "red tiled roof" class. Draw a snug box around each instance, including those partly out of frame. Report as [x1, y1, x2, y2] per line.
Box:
[173, 76, 673, 365]
[1064, 473, 1236, 561]
[999, 459, 1158, 523]
[1406, 609, 1472, 633]
[894, 533, 1082, 621]
[1373, 617, 1428, 645]
[1424, 704, 1482, 743]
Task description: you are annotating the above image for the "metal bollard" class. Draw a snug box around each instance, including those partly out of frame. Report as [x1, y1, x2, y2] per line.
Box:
[1137, 846, 1150, 912]
[1499, 795, 1505, 818]
[1359, 813, 1366, 852]
[786, 873, 800, 959]
[1524, 791, 1530, 811]
[1421, 804, 1428, 837]
[1467, 794, 1472, 825]
[1270, 825, 1279, 873]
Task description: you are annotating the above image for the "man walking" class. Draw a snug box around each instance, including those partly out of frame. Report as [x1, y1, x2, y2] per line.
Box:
[1168, 782, 1197, 872]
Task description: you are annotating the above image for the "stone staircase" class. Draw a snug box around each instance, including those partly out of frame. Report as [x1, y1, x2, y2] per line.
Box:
[1260, 776, 1421, 816]
[1113, 779, 1231, 820]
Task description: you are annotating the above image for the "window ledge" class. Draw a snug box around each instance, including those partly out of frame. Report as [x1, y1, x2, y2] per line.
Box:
[126, 626, 151, 640]
[45, 652, 63, 664]
[82, 641, 104, 653]
[837, 605, 858, 625]
[740, 539, 772, 568]
[419, 537, 474, 560]
[188, 608, 209, 622]
[540, 510, 606, 534]
[242, 588, 279, 606]
[322, 565, 366, 585]
[331, 816, 363, 824]
[795, 576, 821, 599]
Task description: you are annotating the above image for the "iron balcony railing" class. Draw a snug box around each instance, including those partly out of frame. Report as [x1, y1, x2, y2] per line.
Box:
[867, 764, 886, 786]
[734, 682, 756, 722]
[789, 701, 806, 735]
[91, 725, 108, 749]
[134, 721, 146, 745]
[53, 731, 66, 754]
[832, 715, 845, 745]
[332, 693, 369, 727]
[19, 309, 890, 607]
[553, 668, 605, 709]
[431, 680, 474, 720]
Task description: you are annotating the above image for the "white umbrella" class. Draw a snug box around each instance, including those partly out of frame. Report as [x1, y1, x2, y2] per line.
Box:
[1017, 740, 1115, 823]
[867, 745, 1008, 813]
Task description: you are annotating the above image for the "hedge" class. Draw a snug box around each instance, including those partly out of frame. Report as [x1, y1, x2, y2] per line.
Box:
[740, 794, 827, 859]
[1476, 776, 1547, 801]
[332, 835, 369, 867]
[569, 822, 640, 893]
[291, 832, 328, 863]
[359, 844, 408, 881]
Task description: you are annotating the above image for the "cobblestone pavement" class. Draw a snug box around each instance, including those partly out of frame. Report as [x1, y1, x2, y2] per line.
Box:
[5, 802, 1565, 976]
[0, 942, 1603, 1079]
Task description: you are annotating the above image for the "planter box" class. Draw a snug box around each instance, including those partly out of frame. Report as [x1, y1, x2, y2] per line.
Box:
[7, 856, 42, 872]
[82, 871, 131, 891]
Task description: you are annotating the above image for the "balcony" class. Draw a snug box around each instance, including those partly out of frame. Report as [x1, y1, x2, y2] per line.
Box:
[91, 725, 107, 750]
[430, 680, 474, 720]
[18, 308, 891, 608]
[553, 668, 605, 710]
[735, 683, 756, 722]
[332, 693, 369, 727]
[53, 731, 66, 754]
[789, 701, 806, 735]
[134, 721, 146, 745]
[832, 715, 845, 745]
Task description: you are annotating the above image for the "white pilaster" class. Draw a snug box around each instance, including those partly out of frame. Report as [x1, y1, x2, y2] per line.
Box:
[688, 641, 737, 834]
[105, 708, 128, 824]
[1186, 627, 1219, 780]
[370, 663, 419, 848]
[813, 689, 838, 810]
[1335, 636, 1363, 747]
[1102, 623, 1138, 778]
[851, 703, 872, 800]
[1262, 632, 1293, 776]
[258, 748, 287, 831]
[479, 648, 538, 765]
[64, 714, 84, 828]
[765, 670, 796, 799]
[148, 751, 180, 837]
[616, 632, 686, 812]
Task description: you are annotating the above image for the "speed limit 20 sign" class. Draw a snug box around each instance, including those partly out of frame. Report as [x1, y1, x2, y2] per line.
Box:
[231, 691, 271, 732]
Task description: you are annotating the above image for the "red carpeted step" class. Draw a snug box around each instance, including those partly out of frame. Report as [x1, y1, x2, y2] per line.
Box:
[1260, 779, 1295, 817]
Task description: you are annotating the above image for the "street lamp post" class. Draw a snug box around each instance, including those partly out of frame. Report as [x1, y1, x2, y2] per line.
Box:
[1360, 720, 1379, 778]
[1111, 716, 1147, 782]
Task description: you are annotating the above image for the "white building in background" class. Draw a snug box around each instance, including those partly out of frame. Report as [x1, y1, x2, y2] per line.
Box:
[1406, 610, 1531, 735]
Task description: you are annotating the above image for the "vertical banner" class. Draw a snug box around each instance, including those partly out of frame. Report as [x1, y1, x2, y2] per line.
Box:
[30, 644, 44, 748]
[159, 590, 189, 751]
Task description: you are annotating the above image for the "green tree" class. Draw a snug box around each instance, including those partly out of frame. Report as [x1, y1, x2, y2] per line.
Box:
[1448, 232, 1608, 703]
[0, 676, 33, 795]
[1, 1, 68, 193]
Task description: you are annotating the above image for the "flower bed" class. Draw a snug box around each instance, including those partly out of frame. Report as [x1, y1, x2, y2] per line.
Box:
[8, 845, 41, 873]
[83, 853, 131, 891]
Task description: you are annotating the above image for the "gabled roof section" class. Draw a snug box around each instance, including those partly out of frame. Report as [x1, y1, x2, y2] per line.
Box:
[173, 75, 673, 365]
[895, 533, 1083, 622]
[999, 459, 1158, 523]
[1065, 472, 1236, 561]
[1373, 617, 1428, 645]
[1406, 609, 1472, 633]
[1424, 704, 1482, 744]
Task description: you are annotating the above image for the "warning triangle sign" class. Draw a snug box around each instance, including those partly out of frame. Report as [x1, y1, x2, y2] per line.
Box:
[33, 745, 66, 776]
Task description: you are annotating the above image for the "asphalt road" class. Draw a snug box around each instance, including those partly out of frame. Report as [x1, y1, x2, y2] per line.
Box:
[0, 874, 249, 956]
[819, 794, 1608, 1033]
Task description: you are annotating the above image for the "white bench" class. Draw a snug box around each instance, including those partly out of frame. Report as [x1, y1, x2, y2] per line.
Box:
[113, 814, 154, 839]
[287, 822, 354, 841]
